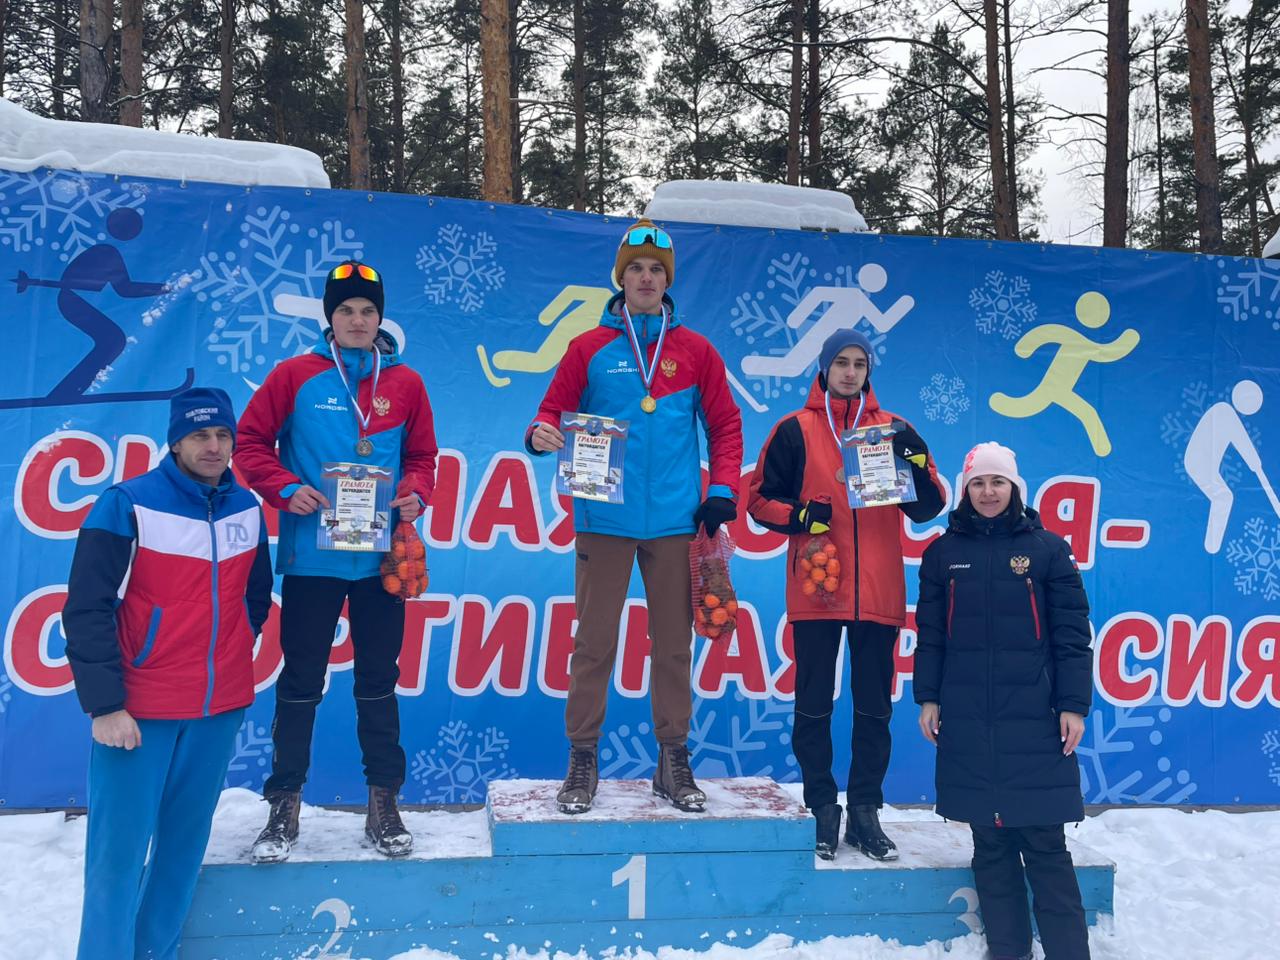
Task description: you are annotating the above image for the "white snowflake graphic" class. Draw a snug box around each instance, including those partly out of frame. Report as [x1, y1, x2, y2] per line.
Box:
[688, 693, 799, 781]
[1263, 730, 1280, 788]
[224, 719, 274, 790]
[1159, 382, 1262, 485]
[730, 254, 889, 401]
[919, 373, 971, 425]
[192, 207, 363, 373]
[1225, 516, 1280, 602]
[0, 169, 146, 260]
[415, 224, 506, 313]
[969, 270, 1037, 340]
[599, 721, 658, 779]
[0, 670, 13, 714]
[1214, 257, 1280, 328]
[1076, 701, 1197, 804]
[410, 720, 514, 803]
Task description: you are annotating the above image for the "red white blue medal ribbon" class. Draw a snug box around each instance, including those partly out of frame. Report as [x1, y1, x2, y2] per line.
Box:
[620, 303, 670, 411]
[329, 341, 382, 450]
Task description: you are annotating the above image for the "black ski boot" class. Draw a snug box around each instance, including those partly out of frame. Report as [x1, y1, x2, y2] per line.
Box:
[844, 803, 898, 861]
[556, 745, 599, 814]
[813, 803, 842, 860]
[251, 791, 301, 864]
[366, 786, 413, 857]
[652, 743, 706, 812]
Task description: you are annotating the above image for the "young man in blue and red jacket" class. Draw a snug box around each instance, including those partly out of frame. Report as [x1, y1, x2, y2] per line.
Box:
[64, 387, 273, 960]
[526, 218, 744, 814]
[236, 261, 438, 861]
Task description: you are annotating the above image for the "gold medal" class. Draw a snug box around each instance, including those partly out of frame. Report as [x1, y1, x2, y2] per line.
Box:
[641, 394, 657, 414]
[836, 467, 845, 484]
[356, 437, 374, 457]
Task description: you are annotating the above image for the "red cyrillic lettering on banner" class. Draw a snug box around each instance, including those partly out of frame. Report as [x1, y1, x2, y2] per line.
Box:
[537, 597, 577, 697]
[544, 482, 577, 552]
[232, 461, 280, 540]
[616, 601, 652, 697]
[1231, 617, 1280, 708]
[396, 596, 456, 696]
[771, 618, 796, 700]
[3, 586, 74, 695]
[894, 609, 918, 701]
[1094, 613, 1161, 705]
[449, 596, 535, 696]
[1163, 615, 1231, 707]
[693, 603, 770, 699]
[422, 450, 466, 548]
[1035, 476, 1099, 569]
[16, 432, 113, 539]
[251, 594, 284, 692]
[900, 476, 951, 565]
[463, 453, 545, 550]
[116, 435, 160, 482]
[326, 605, 354, 682]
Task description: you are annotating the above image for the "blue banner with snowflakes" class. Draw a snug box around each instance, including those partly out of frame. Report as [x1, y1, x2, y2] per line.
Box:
[1, 166, 1279, 809]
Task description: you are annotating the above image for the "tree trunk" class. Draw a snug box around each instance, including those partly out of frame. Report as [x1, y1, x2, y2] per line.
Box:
[1152, 30, 1166, 248]
[480, 0, 512, 202]
[79, 0, 114, 123]
[805, 0, 821, 187]
[982, 0, 1016, 239]
[344, 0, 371, 189]
[53, 0, 68, 118]
[0, 0, 9, 97]
[1102, 0, 1130, 247]
[785, 0, 803, 185]
[389, 0, 405, 191]
[508, 0, 522, 203]
[218, 0, 235, 137]
[119, 0, 142, 126]
[571, 0, 586, 211]
[1185, 0, 1223, 253]
[1001, 0, 1019, 237]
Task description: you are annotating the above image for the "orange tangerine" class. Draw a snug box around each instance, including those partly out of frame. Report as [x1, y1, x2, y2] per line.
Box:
[383, 575, 402, 594]
[811, 552, 828, 567]
[809, 567, 826, 583]
[826, 559, 841, 576]
[710, 607, 729, 625]
[824, 543, 838, 557]
[823, 576, 838, 592]
[801, 579, 817, 596]
[725, 600, 739, 615]
[704, 593, 722, 608]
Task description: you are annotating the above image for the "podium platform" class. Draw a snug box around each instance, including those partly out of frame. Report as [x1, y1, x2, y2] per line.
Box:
[181, 779, 1114, 958]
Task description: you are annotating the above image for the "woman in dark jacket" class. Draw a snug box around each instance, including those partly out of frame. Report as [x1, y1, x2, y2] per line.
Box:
[915, 442, 1093, 960]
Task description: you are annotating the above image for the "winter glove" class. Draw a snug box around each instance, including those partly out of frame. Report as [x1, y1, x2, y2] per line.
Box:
[693, 496, 737, 536]
[891, 420, 929, 469]
[794, 499, 832, 534]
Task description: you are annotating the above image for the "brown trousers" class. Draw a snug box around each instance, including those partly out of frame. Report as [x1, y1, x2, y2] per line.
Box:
[565, 531, 694, 748]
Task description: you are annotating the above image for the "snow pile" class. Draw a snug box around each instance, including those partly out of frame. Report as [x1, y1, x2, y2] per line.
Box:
[0, 97, 329, 189]
[645, 180, 870, 234]
[1264, 227, 1279, 259]
[3, 788, 1278, 960]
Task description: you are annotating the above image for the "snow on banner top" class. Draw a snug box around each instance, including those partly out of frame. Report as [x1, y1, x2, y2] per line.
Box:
[1265, 227, 1279, 260]
[0, 98, 329, 189]
[645, 180, 871, 233]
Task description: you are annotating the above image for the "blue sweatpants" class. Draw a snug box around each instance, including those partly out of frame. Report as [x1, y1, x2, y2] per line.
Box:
[76, 709, 244, 960]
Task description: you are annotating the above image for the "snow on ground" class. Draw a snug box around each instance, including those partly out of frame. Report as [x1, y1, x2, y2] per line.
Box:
[1, 787, 1277, 960]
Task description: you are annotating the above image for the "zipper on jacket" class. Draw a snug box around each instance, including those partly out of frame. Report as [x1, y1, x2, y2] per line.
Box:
[1026, 577, 1041, 641]
[202, 497, 221, 717]
[852, 509, 861, 619]
[994, 812, 1003, 828]
[947, 579, 956, 637]
[985, 539, 997, 824]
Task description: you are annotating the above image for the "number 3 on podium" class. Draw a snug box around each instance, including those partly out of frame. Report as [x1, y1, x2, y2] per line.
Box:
[612, 854, 647, 920]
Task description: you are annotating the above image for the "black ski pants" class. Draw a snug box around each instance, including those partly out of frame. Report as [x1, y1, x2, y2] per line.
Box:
[263, 574, 406, 794]
[791, 619, 896, 809]
[971, 823, 1091, 960]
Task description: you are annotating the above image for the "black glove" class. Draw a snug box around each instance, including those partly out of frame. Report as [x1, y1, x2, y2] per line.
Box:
[693, 496, 737, 536]
[891, 420, 928, 470]
[793, 499, 832, 534]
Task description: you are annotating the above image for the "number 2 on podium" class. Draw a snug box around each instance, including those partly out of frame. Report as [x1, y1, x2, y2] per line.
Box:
[612, 854, 647, 920]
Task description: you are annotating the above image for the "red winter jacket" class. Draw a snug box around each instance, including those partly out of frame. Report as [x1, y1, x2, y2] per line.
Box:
[747, 378, 946, 626]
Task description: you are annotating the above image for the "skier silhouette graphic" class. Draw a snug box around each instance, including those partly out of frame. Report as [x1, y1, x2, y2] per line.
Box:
[4, 207, 193, 409]
[1184, 379, 1280, 553]
[476, 284, 612, 387]
[988, 291, 1139, 456]
[739, 264, 913, 379]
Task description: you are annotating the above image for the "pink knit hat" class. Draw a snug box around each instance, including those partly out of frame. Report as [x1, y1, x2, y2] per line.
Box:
[962, 442, 1022, 490]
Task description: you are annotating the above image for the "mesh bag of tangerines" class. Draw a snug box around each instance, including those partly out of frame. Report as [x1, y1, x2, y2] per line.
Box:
[690, 527, 739, 642]
[797, 534, 841, 605]
[380, 520, 429, 599]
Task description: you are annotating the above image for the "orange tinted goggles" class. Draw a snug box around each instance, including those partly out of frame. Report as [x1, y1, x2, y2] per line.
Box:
[330, 262, 380, 282]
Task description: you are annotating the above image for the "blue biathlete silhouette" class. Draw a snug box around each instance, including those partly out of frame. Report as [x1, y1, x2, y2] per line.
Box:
[5, 207, 193, 408]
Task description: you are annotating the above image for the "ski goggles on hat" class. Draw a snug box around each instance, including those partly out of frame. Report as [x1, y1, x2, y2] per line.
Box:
[623, 225, 672, 250]
[330, 262, 380, 282]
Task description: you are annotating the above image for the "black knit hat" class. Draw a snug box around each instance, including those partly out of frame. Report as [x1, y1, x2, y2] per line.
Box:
[323, 261, 385, 325]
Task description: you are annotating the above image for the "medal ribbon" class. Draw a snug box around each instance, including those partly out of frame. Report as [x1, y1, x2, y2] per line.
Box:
[329, 341, 382, 438]
[825, 389, 866, 454]
[620, 303, 670, 400]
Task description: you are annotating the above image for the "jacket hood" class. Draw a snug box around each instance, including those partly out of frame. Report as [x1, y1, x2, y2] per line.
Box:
[600, 292, 681, 337]
[314, 328, 404, 369]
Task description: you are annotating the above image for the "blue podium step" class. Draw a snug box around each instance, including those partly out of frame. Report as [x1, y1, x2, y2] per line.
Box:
[182, 781, 1114, 958]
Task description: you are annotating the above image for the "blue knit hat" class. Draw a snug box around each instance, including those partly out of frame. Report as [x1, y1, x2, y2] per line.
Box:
[818, 329, 874, 389]
[168, 387, 237, 448]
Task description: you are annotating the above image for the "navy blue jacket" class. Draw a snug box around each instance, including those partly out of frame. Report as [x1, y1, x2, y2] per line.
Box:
[914, 504, 1092, 828]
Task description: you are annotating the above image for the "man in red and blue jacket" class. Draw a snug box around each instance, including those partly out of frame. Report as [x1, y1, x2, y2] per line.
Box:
[64, 386, 273, 960]
[236, 260, 437, 861]
[527, 218, 743, 814]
